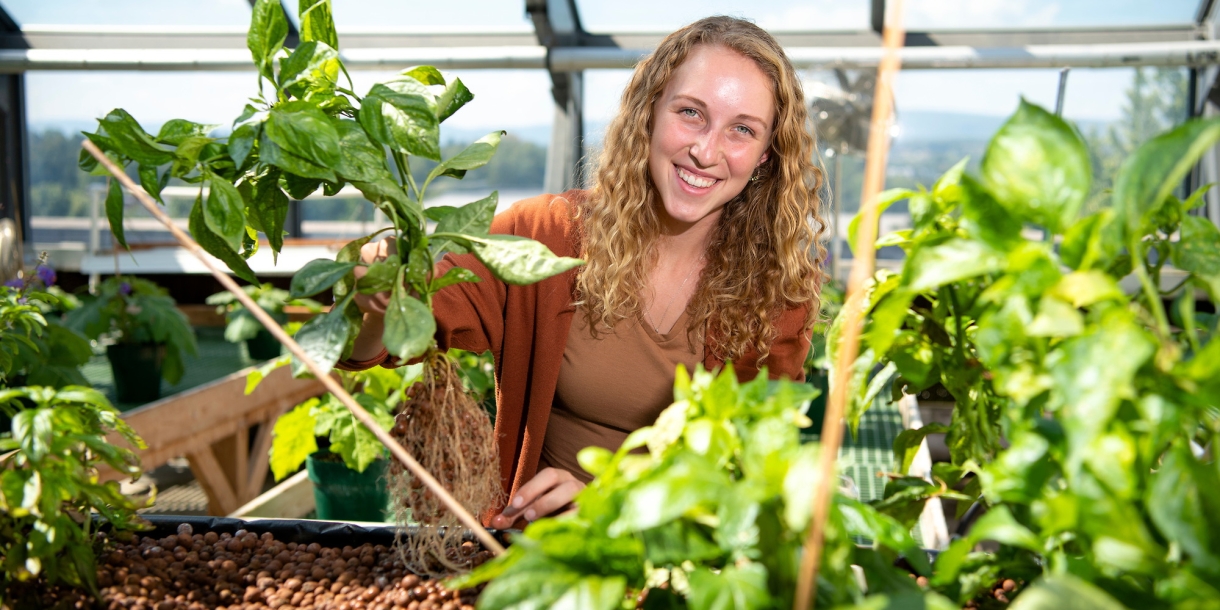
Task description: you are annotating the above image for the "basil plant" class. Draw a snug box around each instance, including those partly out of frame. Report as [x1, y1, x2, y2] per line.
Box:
[80, 0, 581, 376]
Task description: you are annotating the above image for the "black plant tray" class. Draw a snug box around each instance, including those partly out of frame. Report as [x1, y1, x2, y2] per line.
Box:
[101, 514, 516, 549]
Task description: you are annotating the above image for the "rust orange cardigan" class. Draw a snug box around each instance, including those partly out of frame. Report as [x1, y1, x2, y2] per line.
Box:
[341, 190, 813, 518]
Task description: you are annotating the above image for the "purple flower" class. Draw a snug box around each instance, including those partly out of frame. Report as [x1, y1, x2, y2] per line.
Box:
[118, 281, 132, 296]
[35, 265, 56, 286]
[3, 278, 21, 289]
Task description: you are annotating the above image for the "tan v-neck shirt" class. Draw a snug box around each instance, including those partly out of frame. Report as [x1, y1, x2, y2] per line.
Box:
[537, 309, 706, 483]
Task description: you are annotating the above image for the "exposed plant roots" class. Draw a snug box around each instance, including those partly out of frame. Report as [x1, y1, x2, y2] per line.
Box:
[388, 351, 501, 575]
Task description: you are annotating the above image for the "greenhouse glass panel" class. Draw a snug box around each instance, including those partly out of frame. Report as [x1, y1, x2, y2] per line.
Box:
[574, 0, 870, 32]
[904, 0, 1199, 29]
[25, 67, 553, 245]
[815, 66, 1190, 274]
[0, 0, 251, 27]
[280, 0, 533, 31]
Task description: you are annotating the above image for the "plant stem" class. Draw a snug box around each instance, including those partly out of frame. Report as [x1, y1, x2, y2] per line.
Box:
[1131, 237, 1171, 339]
[947, 285, 968, 363]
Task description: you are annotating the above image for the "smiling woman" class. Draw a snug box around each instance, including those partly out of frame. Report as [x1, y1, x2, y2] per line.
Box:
[344, 16, 826, 530]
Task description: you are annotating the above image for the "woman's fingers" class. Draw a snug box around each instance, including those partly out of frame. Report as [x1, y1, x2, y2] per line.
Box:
[490, 468, 584, 528]
[352, 237, 396, 316]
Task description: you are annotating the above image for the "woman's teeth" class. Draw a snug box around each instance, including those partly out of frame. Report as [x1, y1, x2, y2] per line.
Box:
[677, 167, 716, 188]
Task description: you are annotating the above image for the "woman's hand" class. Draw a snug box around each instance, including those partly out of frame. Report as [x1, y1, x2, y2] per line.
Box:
[489, 467, 584, 529]
[347, 237, 396, 361]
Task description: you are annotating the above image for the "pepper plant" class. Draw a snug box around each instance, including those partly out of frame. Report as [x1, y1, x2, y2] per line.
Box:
[839, 100, 1220, 607]
[452, 365, 956, 610]
[0, 386, 150, 605]
[80, 0, 581, 377]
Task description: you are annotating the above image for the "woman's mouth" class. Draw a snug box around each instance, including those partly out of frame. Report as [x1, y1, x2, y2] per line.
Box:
[676, 166, 717, 189]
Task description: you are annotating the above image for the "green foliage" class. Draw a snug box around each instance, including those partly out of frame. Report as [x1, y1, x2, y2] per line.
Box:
[1, 280, 91, 390]
[64, 276, 198, 385]
[267, 364, 421, 479]
[206, 283, 321, 343]
[81, 0, 581, 376]
[453, 365, 947, 609]
[843, 101, 1220, 607]
[0, 386, 150, 603]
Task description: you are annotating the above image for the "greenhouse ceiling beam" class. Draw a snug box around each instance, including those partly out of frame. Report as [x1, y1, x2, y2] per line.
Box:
[0, 24, 1199, 51]
[1, 40, 1219, 72]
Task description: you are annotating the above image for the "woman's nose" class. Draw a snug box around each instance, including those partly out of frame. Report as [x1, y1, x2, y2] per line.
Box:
[688, 130, 720, 167]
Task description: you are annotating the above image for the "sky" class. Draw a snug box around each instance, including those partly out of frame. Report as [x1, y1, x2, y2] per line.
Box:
[16, 0, 1202, 139]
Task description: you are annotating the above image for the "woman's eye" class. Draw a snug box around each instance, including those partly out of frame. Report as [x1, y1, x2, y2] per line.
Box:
[681, 108, 699, 118]
[735, 125, 755, 136]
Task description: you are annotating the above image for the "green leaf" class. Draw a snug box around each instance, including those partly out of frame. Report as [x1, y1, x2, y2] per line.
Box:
[848, 188, 913, 253]
[269, 402, 319, 481]
[356, 255, 400, 294]
[903, 239, 1005, 292]
[463, 234, 584, 285]
[1172, 215, 1220, 277]
[252, 168, 290, 255]
[266, 101, 342, 168]
[105, 177, 127, 249]
[1146, 443, 1220, 574]
[138, 164, 164, 204]
[330, 119, 393, 183]
[156, 119, 213, 146]
[206, 175, 247, 250]
[1048, 270, 1124, 308]
[259, 130, 336, 182]
[1113, 116, 1220, 236]
[352, 177, 421, 223]
[550, 575, 627, 610]
[290, 259, 359, 298]
[12, 407, 54, 463]
[359, 81, 440, 161]
[430, 266, 480, 291]
[436, 77, 474, 123]
[291, 307, 351, 377]
[383, 278, 435, 361]
[611, 454, 729, 534]
[686, 563, 771, 610]
[189, 194, 259, 284]
[981, 99, 1091, 232]
[248, 0, 288, 82]
[431, 191, 498, 255]
[1047, 318, 1154, 440]
[959, 174, 1023, 248]
[278, 41, 340, 99]
[299, 0, 338, 50]
[229, 105, 265, 168]
[1008, 575, 1126, 610]
[427, 131, 504, 182]
[892, 423, 949, 475]
[98, 108, 174, 166]
[402, 66, 445, 86]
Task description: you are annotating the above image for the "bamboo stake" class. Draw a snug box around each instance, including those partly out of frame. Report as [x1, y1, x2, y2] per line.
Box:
[83, 140, 505, 556]
[793, 3, 906, 609]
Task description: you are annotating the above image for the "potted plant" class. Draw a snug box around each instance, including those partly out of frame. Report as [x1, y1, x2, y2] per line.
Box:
[263, 362, 421, 522]
[81, 0, 581, 562]
[0, 385, 151, 608]
[206, 283, 320, 360]
[65, 276, 198, 404]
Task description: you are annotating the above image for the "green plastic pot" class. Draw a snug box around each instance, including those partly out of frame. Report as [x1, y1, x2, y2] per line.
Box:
[801, 368, 829, 440]
[306, 453, 390, 522]
[245, 329, 283, 360]
[107, 342, 164, 405]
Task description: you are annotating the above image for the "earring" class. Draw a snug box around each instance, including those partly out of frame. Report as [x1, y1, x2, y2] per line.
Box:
[750, 172, 760, 182]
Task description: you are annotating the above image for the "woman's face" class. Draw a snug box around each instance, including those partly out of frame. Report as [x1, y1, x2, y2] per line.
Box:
[649, 44, 775, 233]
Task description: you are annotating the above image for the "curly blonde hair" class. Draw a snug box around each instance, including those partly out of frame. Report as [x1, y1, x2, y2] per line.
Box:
[574, 16, 827, 366]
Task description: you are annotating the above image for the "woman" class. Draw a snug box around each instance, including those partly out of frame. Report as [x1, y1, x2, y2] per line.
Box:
[342, 16, 827, 529]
